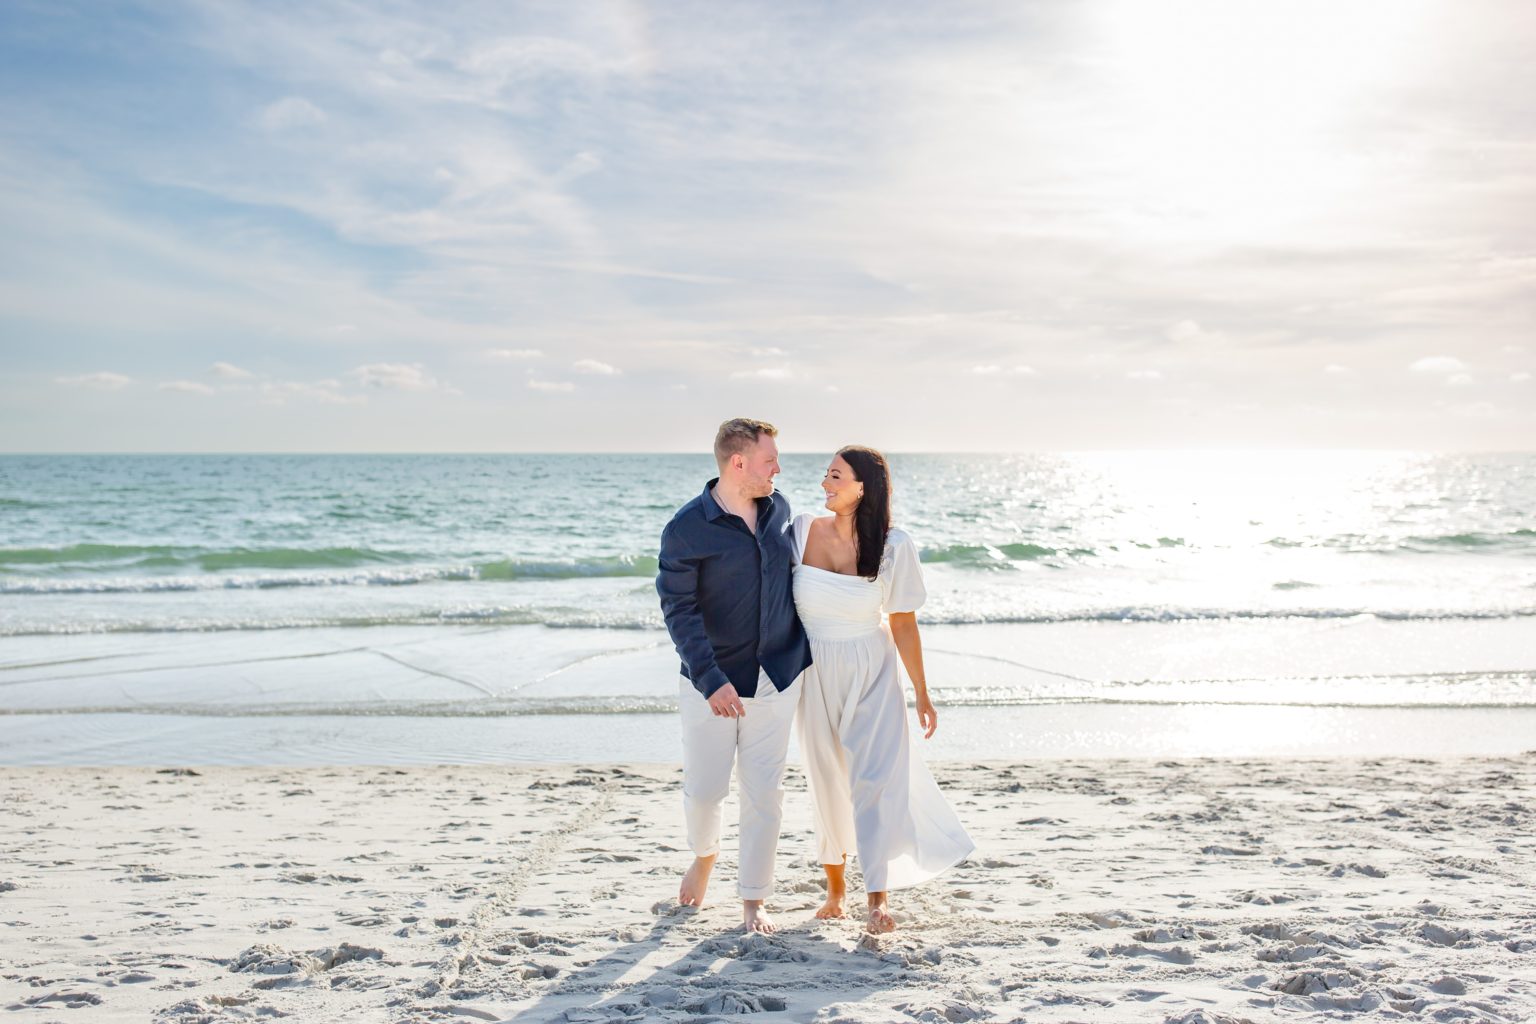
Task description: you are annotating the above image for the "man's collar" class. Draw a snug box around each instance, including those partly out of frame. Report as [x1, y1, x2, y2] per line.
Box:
[702, 478, 728, 521]
[702, 477, 775, 521]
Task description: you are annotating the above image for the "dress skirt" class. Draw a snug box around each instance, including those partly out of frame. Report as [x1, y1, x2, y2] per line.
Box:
[796, 623, 975, 892]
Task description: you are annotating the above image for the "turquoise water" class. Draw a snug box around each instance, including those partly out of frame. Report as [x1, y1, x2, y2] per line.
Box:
[2, 452, 1533, 634]
[2, 451, 1533, 762]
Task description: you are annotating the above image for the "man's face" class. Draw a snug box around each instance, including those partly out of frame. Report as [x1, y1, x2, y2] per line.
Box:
[735, 434, 781, 498]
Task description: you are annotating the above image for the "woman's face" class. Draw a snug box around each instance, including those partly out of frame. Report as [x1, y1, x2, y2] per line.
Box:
[821, 454, 863, 514]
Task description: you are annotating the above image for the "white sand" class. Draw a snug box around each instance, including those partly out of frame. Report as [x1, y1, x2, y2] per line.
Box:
[2, 757, 1533, 1023]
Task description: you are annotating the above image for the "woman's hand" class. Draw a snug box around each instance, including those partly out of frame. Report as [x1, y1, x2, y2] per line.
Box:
[915, 695, 938, 739]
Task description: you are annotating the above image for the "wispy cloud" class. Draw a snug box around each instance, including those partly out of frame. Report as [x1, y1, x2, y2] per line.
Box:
[259, 378, 362, 405]
[527, 378, 575, 393]
[1410, 357, 1468, 374]
[5, 2, 1536, 450]
[158, 380, 215, 395]
[55, 372, 130, 390]
[348, 363, 452, 392]
[1165, 320, 1224, 346]
[257, 96, 327, 132]
[210, 361, 255, 379]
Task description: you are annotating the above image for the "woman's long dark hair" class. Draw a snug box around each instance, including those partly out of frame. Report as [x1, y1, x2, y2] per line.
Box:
[837, 445, 892, 580]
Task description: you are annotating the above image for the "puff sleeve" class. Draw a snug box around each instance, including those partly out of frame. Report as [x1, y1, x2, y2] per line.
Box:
[790, 512, 816, 565]
[879, 528, 926, 614]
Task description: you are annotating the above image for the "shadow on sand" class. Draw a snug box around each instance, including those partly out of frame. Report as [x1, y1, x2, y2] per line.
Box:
[494, 897, 908, 1022]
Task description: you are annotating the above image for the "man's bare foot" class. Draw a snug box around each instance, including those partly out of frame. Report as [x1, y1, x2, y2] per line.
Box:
[742, 899, 776, 934]
[866, 892, 896, 934]
[816, 861, 847, 919]
[678, 854, 716, 907]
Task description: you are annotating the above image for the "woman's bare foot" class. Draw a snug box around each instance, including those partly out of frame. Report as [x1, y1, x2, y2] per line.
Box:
[816, 860, 847, 919]
[678, 854, 716, 907]
[742, 899, 776, 934]
[866, 892, 896, 934]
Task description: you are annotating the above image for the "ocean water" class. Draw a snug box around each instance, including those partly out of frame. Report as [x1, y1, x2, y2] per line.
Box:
[4, 451, 1534, 629]
[2, 451, 1533, 763]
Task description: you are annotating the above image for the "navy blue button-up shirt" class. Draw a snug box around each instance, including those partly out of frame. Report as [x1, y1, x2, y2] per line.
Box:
[656, 478, 812, 699]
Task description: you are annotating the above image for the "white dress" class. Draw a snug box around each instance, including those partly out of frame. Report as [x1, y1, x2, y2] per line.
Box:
[790, 513, 975, 892]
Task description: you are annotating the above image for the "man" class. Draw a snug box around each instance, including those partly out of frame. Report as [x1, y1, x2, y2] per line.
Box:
[656, 417, 812, 934]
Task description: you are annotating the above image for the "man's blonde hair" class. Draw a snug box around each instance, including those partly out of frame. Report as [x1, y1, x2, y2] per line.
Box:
[714, 417, 778, 467]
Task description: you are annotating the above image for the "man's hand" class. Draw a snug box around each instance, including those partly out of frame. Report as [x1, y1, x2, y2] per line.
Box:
[708, 683, 746, 718]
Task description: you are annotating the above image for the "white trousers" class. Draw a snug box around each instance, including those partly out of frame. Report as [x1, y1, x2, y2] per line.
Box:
[679, 668, 800, 900]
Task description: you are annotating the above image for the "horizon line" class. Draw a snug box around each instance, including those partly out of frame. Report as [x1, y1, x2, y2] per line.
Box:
[3, 448, 1533, 457]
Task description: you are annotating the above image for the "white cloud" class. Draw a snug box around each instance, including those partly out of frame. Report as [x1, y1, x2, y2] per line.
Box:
[527, 378, 575, 392]
[971, 365, 1000, 375]
[1165, 320, 1223, 345]
[1409, 356, 1467, 373]
[10, 3, 1536, 453]
[349, 362, 443, 391]
[259, 378, 361, 405]
[1512, 372, 1532, 383]
[209, 361, 254, 379]
[55, 371, 130, 390]
[1007, 365, 1038, 376]
[158, 379, 214, 395]
[1447, 373, 1474, 386]
[1127, 369, 1163, 381]
[573, 358, 620, 375]
[258, 96, 327, 132]
[1502, 345, 1527, 355]
[1323, 363, 1351, 374]
[730, 367, 791, 380]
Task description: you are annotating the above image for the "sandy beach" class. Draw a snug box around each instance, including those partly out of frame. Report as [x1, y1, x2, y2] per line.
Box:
[3, 756, 1532, 1023]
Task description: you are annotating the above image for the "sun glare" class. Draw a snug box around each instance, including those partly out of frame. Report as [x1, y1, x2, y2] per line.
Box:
[1090, 0, 1431, 242]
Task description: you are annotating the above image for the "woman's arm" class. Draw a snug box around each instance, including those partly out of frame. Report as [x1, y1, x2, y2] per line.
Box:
[888, 611, 937, 738]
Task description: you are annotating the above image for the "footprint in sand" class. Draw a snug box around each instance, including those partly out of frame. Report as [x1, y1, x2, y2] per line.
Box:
[19, 990, 104, 1009]
[1419, 923, 1473, 947]
[1131, 926, 1200, 942]
[686, 992, 788, 1014]
[500, 931, 578, 956]
[1084, 910, 1139, 929]
[1327, 862, 1387, 878]
[1255, 943, 1333, 963]
[1270, 969, 1355, 996]
[1106, 943, 1196, 964]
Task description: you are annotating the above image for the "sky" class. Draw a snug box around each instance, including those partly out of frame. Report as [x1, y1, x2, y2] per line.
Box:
[1, 0, 1533, 452]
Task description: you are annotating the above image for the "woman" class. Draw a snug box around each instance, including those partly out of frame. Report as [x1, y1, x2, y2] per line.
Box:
[791, 445, 975, 933]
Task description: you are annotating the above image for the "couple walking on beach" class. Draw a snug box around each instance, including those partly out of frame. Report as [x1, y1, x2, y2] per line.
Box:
[656, 418, 975, 935]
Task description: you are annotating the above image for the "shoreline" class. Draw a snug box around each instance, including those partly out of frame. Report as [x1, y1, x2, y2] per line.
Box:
[3, 703, 1535, 767]
[3, 755, 1533, 1022]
